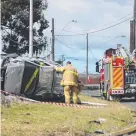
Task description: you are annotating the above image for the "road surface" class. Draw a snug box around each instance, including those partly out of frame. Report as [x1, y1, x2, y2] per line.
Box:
[81, 90, 136, 110]
[121, 98, 136, 110]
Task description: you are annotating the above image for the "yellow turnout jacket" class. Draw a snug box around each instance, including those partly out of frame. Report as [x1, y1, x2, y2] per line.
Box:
[56, 64, 78, 86]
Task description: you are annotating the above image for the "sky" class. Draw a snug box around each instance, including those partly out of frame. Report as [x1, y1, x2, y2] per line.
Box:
[43, 0, 133, 73]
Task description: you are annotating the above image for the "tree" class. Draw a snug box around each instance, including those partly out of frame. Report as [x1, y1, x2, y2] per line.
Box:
[1, 0, 49, 54]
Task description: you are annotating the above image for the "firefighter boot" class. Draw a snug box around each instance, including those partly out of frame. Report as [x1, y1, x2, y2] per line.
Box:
[77, 97, 81, 104]
[64, 86, 71, 104]
[72, 86, 79, 104]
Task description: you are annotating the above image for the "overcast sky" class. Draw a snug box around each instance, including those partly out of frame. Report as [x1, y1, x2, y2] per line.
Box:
[44, 0, 133, 73]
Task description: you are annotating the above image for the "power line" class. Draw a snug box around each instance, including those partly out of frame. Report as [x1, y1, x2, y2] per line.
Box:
[56, 35, 126, 53]
[87, 36, 126, 62]
[103, 12, 132, 26]
[55, 29, 80, 35]
[88, 47, 98, 61]
[54, 13, 132, 36]
[66, 57, 84, 61]
[55, 28, 119, 38]
[2, 34, 52, 53]
[55, 38, 75, 49]
[56, 54, 86, 62]
[56, 37, 81, 49]
[2, 29, 22, 45]
[94, 35, 126, 47]
[2, 26, 83, 53]
[82, 12, 133, 32]
[87, 17, 132, 34]
[56, 38, 88, 50]
[55, 17, 132, 37]
[2, 28, 52, 53]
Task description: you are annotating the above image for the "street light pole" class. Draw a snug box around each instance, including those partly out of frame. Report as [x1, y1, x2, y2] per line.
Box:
[134, 0, 136, 49]
[54, 20, 77, 61]
[86, 33, 89, 85]
[60, 20, 77, 33]
[0, 0, 1, 55]
[51, 18, 55, 61]
[56, 20, 77, 37]
[29, 0, 33, 58]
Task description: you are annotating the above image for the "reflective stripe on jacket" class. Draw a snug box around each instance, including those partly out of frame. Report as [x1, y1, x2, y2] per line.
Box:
[56, 64, 78, 86]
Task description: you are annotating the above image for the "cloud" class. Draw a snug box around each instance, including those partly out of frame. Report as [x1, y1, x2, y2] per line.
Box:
[51, 0, 90, 13]
[44, 0, 133, 73]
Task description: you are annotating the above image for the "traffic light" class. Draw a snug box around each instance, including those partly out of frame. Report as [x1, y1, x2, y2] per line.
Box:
[96, 62, 99, 73]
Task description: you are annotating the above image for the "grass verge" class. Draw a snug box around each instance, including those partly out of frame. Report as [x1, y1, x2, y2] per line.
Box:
[1, 95, 136, 136]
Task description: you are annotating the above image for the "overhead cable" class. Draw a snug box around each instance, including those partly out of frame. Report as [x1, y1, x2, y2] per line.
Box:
[2, 28, 52, 53]
[2, 29, 22, 45]
[55, 17, 132, 37]
[82, 12, 132, 32]
[54, 13, 132, 35]
[56, 38, 82, 49]
[88, 47, 98, 61]
[94, 36, 126, 47]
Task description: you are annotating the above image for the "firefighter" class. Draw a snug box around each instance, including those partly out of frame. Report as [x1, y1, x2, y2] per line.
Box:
[55, 61, 79, 104]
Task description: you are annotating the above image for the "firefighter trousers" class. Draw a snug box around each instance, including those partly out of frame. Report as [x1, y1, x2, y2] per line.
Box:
[64, 85, 78, 104]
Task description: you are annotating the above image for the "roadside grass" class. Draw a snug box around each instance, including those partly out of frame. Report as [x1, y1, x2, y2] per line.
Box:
[1, 95, 135, 136]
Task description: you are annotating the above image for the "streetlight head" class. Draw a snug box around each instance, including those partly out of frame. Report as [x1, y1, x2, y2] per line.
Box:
[72, 20, 77, 23]
[121, 35, 126, 37]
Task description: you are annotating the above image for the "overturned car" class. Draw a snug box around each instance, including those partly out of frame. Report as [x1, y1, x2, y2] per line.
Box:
[1, 53, 64, 102]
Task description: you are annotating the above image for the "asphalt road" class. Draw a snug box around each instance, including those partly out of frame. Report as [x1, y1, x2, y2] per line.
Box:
[81, 90, 136, 110]
[121, 98, 136, 110]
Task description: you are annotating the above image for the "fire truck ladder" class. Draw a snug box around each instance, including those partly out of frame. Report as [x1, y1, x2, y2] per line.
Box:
[117, 45, 136, 64]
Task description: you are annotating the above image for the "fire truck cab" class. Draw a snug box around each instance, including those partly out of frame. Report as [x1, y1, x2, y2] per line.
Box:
[96, 45, 136, 101]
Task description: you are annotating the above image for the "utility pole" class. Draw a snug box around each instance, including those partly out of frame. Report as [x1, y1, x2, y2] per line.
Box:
[86, 33, 89, 85]
[61, 55, 65, 66]
[134, 0, 136, 50]
[0, 0, 1, 55]
[51, 18, 55, 61]
[29, 0, 33, 58]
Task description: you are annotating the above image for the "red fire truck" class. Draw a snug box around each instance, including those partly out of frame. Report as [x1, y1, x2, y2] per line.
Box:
[96, 45, 136, 101]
